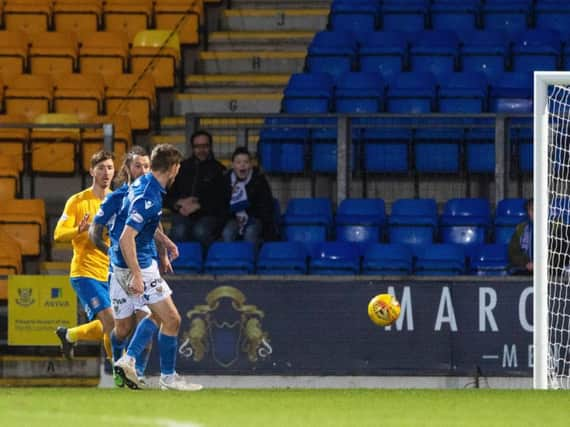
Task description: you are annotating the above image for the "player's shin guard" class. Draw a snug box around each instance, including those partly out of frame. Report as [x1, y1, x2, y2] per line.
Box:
[158, 332, 177, 376]
[126, 317, 158, 360]
[67, 320, 103, 342]
[110, 330, 126, 362]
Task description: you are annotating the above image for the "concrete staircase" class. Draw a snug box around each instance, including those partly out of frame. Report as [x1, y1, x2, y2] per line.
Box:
[161, 0, 331, 160]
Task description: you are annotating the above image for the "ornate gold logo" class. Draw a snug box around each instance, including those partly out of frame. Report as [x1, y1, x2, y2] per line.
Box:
[179, 286, 272, 368]
[16, 288, 35, 307]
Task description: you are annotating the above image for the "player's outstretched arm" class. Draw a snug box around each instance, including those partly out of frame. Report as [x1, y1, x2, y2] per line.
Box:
[154, 226, 179, 261]
[88, 222, 109, 255]
[119, 225, 144, 295]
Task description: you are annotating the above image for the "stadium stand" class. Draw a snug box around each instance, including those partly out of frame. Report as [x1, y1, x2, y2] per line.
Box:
[494, 198, 529, 244]
[172, 242, 203, 274]
[361, 243, 413, 276]
[257, 241, 308, 275]
[335, 198, 386, 245]
[204, 241, 255, 275]
[309, 241, 360, 275]
[130, 30, 181, 89]
[470, 243, 510, 276]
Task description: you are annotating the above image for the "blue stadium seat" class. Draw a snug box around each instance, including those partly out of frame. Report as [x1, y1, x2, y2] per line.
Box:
[171, 242, 202, 274]
[381, 0, 428, 32]
[335, 198, 386, 245]
[335, 72, 384, 114]
[309, 241, 360, 275]
[489, 72, 532, 113]
[535, 1, 570, 40]
[494, 198, 528, 244]
[387, 72, 436, 113]
[362, 243, 413, 275]
[430, 0, 479, 32]
[464, 128, 496, 174]
[459, 30, 508, 80]
[388, 198, 438, 248]
[561, 35, 570, 70]
[414, 128, 462, 173]
[283, 198, 333, 248]
[282, 73, 335, 113]
[307, 31, 357, 80]
[482, 0, 531, 37]
[359, 31, 408, 81]
[362, 126, 410, 173]
[511, 30, 561, 73]
[258, 118, 308, 173]
[330, 0, 380, 33]
[470, 244, 510, 276]
[204, 242, 255, 275]
[409, 30, 459, 78]
[438, 71, 488, 114]
[309, 118, 359, 173]
[257, 242, 308, 275]
[414, 243, 466, 276]
[440, 198, 491, 252]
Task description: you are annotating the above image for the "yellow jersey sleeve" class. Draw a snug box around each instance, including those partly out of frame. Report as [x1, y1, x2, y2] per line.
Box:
[54, 195, 79, 242]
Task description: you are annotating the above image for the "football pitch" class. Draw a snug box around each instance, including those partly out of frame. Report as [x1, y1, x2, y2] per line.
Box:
[0, 388, 568, 427]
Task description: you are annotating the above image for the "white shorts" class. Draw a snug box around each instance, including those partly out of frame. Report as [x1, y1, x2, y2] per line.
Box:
[110, 260, 171, 320]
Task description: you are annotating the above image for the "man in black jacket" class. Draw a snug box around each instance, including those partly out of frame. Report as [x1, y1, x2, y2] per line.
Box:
[164, 130, 226, 249]
[219, 147, 277, 247]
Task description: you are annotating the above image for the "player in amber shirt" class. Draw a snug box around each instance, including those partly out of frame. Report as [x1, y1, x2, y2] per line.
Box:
[53, 151, 115, 360]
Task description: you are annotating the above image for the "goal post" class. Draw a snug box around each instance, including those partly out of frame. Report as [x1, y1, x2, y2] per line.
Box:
[533, 71, 570, 389]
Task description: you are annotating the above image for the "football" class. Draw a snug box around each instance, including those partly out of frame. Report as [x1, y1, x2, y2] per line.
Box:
[368, 293, 401, 327]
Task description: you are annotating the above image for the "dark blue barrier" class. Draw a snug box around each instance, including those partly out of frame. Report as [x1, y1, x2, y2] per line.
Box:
[147, 277, 534, 377]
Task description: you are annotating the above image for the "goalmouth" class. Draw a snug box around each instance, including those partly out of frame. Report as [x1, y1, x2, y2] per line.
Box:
[534, 71, 570, 389]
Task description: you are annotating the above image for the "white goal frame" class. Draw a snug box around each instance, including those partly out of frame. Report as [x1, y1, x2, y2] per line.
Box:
[533, 71, 570, 389]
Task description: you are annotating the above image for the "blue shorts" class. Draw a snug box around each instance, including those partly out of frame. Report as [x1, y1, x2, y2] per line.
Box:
[70, 277, 111, 321]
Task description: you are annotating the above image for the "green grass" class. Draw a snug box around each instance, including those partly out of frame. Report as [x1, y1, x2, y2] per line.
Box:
[0, 388, 568, 427]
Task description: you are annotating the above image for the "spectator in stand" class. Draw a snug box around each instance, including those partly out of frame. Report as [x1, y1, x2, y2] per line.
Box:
[220, 147, 277, 247]
[164, 130, 226, 249]
[509, 198, 533, 275]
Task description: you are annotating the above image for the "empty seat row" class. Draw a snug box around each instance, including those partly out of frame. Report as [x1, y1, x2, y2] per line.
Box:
[275, 197, 530, 250]
[0, 0, 202, 44]
[172, 240, 512, 276]
[0, 113, 132, 175]
[307, 29, 568, 79]
[0, 73, 155, 130]
[0, 30, 180, 88]
[329, 0, 570, 38]
[282, 71, 533, 114]
[0, 198, 46, 257]
[258, 117, 531, 175]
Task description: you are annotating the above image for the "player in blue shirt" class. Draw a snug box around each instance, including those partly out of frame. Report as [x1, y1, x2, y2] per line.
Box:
[114, 144, 202, 391]
[90, 146, 158, 386]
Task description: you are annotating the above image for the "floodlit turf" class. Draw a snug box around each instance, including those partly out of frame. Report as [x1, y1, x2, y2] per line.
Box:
[0, 388, 567, 427]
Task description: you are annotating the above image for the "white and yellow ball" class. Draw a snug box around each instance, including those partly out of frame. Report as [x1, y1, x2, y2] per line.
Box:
[368, 293, 401, 327]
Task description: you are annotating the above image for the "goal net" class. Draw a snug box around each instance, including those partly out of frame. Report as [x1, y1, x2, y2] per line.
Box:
[535, 73, 570, 389]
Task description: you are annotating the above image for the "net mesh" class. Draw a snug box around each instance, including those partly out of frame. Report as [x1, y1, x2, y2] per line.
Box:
[546, 85, 570, 389]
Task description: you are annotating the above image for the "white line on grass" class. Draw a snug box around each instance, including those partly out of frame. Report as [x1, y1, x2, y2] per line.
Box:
[4, 409, 204, 427]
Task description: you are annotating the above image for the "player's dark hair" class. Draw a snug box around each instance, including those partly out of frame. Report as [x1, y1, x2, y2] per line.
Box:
[190, 130, 213, 147]
[114, 145, 149, 186]
[231, 146, 251, 161]
[151, 144, 183, 173]
[90, 151, 114, 168]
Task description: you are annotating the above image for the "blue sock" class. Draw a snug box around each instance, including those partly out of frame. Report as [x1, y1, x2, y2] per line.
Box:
[158, 332, 177, 376]
[110, 330, 126, 362]
[126, 317, 158, 360]
[136, 345, 152, 377]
